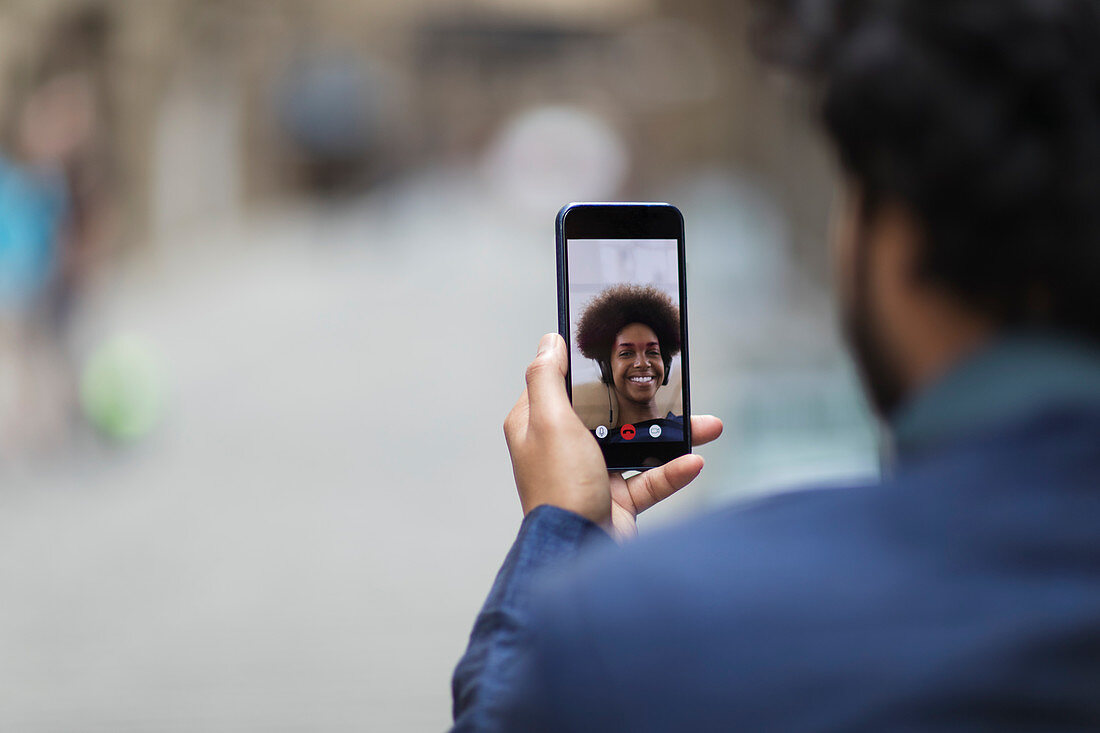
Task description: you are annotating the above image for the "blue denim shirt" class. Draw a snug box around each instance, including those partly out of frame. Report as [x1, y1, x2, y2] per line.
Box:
[452, 505, 612, 731]
[451, 331, 1100, 731]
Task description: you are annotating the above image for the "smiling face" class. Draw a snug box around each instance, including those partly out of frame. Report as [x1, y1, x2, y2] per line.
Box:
[610, 323, 664, 407]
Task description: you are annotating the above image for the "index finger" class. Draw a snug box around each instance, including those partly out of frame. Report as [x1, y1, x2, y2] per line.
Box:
[690, 415, 724, 447]
[625, 454, 705, 516]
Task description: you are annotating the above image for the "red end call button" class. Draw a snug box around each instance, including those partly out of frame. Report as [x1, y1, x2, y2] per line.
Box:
[620, 424, 636, 440]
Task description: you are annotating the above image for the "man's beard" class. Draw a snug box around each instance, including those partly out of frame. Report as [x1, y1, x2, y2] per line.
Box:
[843, 235, 908, 419]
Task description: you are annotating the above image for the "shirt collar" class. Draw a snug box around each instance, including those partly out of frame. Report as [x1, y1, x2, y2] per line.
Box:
[890, 330, 1100, 459]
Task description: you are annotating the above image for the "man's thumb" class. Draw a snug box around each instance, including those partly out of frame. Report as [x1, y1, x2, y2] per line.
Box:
[526, 334, 568, 407]
[536, 333, 559, 356]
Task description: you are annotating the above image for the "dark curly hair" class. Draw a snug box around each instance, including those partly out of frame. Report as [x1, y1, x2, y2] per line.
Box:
[575, 284, 681, 364]
[753, 0, 1100, 340]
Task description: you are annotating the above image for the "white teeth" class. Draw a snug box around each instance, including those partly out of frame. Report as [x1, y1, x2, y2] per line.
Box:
[629, 376, 654, 383]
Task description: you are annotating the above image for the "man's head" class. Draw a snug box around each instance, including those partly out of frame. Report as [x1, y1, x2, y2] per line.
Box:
[755, 0, 1100, 416]
[576, 284, 681, 407]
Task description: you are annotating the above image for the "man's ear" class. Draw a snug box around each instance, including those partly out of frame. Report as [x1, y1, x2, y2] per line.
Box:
[865, 201, 926, 333]
[841, 184, 924, 280]
[870, 200, 994, 389]
[830, 182, 926, 325]
[873, 202, 925, 283]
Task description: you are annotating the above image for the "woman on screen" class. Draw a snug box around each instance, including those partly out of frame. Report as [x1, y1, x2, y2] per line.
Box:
[576, 284, 682, 442]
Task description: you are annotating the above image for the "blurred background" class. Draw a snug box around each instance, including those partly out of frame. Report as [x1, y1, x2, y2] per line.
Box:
[0, 0, 879, 729]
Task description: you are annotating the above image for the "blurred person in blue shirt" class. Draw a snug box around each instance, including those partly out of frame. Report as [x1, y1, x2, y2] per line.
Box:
[0, 111, 72, 454]
[453, 0, 1100, 730]
[0, 67, 108, 454]
[0, 157, 68, 312]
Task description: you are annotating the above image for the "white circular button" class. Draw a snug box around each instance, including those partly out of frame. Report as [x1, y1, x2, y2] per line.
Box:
[595, 425, 609, 439]
[649, 424, 662, 438]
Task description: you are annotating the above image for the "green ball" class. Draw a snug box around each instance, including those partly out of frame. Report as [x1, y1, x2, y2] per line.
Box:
[80, 335, 165, 442]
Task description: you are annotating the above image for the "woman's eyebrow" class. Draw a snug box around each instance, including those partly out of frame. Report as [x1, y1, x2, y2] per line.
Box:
[615, 341, 661, 350]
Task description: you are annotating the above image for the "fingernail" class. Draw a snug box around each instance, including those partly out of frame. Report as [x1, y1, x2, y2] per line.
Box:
[537, 333, 556, 356]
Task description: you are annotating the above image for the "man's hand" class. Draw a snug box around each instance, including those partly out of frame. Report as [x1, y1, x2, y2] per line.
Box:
[505, 334, 611, 522]
[505, 333, 723, 541]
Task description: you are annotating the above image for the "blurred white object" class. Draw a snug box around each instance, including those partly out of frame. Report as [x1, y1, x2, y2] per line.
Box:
[483, 105, 628, 214]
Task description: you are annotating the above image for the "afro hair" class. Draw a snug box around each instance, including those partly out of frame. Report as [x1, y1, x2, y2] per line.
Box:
[575, 284, 681, 363]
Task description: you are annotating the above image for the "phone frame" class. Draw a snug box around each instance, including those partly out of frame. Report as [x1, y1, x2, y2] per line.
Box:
[556, 202, 692, 471]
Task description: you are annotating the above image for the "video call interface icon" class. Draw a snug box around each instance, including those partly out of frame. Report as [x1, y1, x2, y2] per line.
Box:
[594, 424, 661, 441]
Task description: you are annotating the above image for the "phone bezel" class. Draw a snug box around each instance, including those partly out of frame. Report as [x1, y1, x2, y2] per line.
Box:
[556, 202, 692, 471]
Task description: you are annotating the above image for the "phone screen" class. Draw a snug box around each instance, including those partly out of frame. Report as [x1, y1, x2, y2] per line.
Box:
[557, 204, 690, 470]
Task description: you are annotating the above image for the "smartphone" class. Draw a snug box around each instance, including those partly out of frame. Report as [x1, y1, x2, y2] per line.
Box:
[557, 203, 691, 471]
